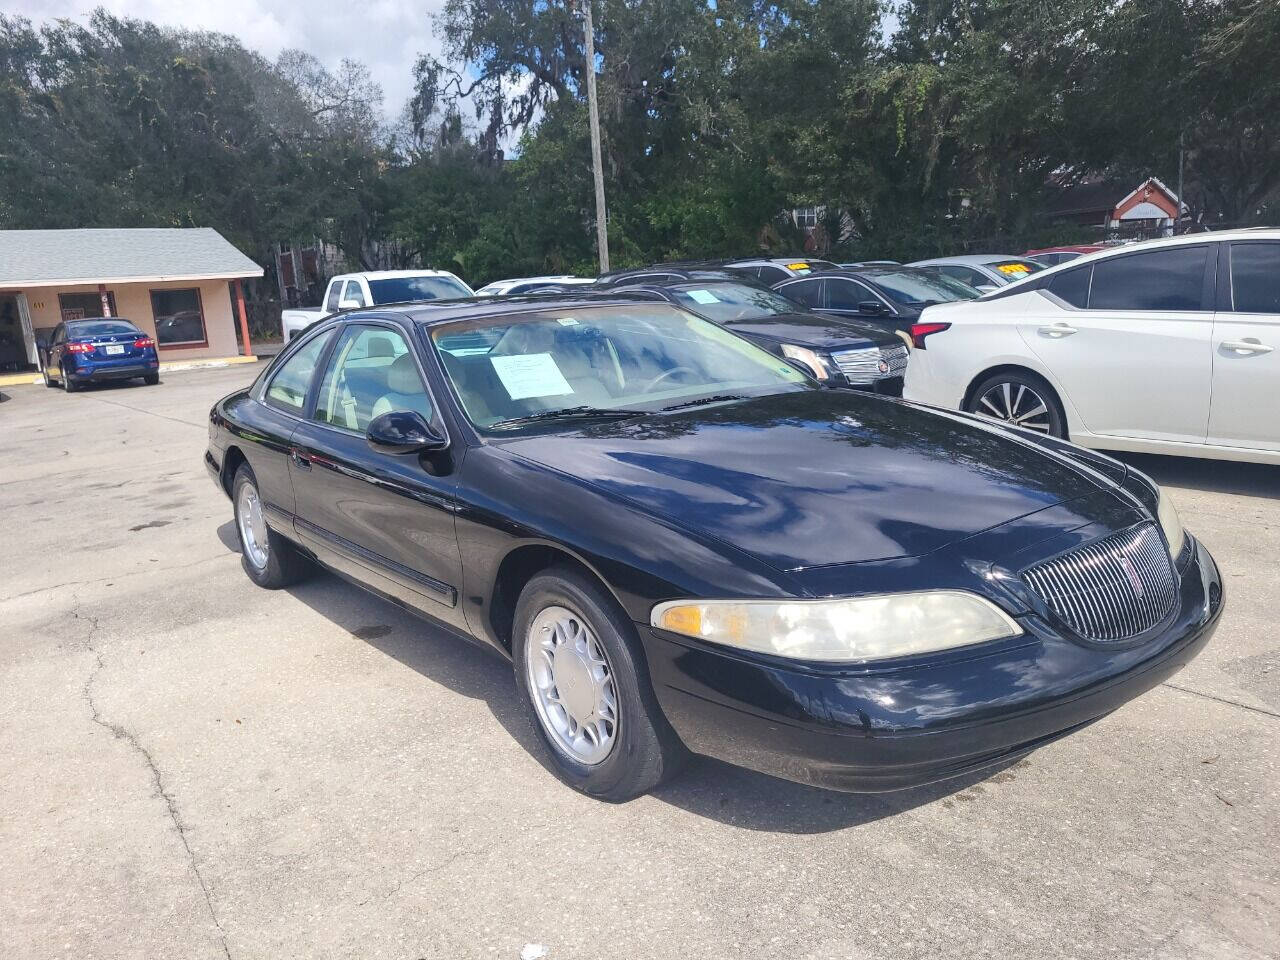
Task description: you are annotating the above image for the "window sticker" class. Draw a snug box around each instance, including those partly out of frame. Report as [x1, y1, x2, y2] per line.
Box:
[686, 289, 721, 304]
[490, 353, 575, 400]
[556, 317, 580, 326]
[997, 263, 1032, 276]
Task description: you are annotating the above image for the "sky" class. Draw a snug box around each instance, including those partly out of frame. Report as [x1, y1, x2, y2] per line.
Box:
[10, 0, 448, 119]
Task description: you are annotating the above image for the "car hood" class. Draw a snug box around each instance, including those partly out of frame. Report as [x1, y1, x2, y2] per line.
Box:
[498, 390, 1118, 571]
[724, 313, 898, 350]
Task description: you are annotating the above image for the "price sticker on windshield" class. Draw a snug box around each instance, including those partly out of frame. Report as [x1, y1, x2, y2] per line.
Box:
[686, 290, 721, 304]
[490, 353, 575, 400]
[997, 263, 1032, 276]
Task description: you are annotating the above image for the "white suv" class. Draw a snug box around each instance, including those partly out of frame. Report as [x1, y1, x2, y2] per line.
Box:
[903, 230, 1280, 465]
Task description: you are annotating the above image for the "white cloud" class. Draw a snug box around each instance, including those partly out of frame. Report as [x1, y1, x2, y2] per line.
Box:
[10, 0, 447, 118]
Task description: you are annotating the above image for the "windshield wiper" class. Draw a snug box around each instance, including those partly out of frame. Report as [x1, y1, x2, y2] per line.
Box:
[660, 394, 746, 411]
[488, 406, 650, 430]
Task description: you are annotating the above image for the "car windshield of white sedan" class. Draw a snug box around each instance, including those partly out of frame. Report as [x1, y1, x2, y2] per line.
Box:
[367, 276, 471, 304]
[669, 283, 801, 322]
[432, 305, 808, 430]
[869, 270, 982, 306]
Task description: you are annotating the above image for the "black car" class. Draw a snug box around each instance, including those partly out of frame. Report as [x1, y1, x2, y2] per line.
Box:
[590, 272, 908, 392]
[775, 265, 980, 339]
[207, 296, 1222, 802]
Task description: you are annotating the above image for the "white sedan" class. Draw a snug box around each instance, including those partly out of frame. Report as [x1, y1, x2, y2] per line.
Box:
[903, 231, 1280, 465]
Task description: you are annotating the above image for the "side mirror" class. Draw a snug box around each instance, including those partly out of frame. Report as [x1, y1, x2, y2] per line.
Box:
[366, 411, 448, 455]
[857, 300, 888, 316]
[338, 298, 363, 310]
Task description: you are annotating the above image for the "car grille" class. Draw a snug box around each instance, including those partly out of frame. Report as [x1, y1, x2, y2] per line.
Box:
[1022, 522, 1177, 641]
[831, 343, 909, 384]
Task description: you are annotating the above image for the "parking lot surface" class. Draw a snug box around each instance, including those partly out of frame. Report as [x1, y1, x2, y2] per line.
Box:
[2, 366, 1277, 960]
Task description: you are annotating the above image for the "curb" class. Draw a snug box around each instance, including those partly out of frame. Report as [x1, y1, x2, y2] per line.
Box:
[0, 354, 260, 388]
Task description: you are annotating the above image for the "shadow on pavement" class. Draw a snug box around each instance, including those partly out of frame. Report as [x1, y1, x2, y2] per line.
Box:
[215, 522, 1002, 833]
[1112, 451, 1279, 500]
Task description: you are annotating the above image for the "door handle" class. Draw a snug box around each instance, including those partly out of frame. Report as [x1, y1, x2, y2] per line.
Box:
[1038, 323, 1078, 337]
[1220, 338, 1273, 355]
[290, 449, 312, 470]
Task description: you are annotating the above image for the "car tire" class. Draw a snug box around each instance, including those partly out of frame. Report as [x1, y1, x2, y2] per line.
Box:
[62, 367, 80, 392]
[966, 370, 1067, 438]
[232, 464, 309, 589]
[513, 566, 687, 802]
[143, 373, 160, 385]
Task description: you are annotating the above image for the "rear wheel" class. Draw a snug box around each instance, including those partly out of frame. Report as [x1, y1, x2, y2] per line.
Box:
[42, 365, 56, 388]
[61, 366, 79, 392]
[513, 566, 686, 801]
[143, 372, 159, 385]
[966, 370, 1066, 438]
[232, 464, 309, 588]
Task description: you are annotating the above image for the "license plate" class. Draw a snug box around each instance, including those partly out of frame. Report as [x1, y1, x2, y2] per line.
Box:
[104, 344, 125, 355]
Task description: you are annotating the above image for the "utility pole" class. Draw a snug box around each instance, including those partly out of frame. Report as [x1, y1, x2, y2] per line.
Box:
[1176, 129, 1185, 232]
[580, 0, 610, 272]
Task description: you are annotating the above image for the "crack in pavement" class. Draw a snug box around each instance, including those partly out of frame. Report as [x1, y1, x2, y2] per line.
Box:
[357, 850, 469, 907]
[73, 600, 233, 960]
[1162, 681, 1280, 721]
[73, 392, 206, 429]
[2, 552, 233, 605]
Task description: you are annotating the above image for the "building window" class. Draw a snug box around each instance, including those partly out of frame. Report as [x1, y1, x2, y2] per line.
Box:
[150, 288, 207, 347]
[793, 207, 820, 231]
[58, 291, 117, 322]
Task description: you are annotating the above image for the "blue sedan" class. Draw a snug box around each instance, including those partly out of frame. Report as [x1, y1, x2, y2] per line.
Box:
[42, 318, 160, 391]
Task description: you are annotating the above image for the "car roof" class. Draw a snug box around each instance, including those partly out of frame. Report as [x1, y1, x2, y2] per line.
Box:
[334, 269, 462, 280]
[481, 275, 592, 287]
[909, 254, 1030, 267]
[352, 292, 682, 328]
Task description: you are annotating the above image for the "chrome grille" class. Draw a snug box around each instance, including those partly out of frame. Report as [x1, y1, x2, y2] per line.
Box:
[831, 343, 909, 384]
[1022, 523, 1176, 641]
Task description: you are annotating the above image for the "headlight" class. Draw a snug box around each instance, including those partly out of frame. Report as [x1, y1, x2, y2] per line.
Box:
[780, 343, 832, 380]
[1157, 488, 1185, 558]
[650, 590, 1022, 662]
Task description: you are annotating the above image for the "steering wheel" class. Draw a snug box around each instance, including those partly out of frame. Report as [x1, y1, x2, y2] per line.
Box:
[644, 366, 700, 393]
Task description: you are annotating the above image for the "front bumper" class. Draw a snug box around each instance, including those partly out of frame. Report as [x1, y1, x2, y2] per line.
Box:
[641, 536, 1222, 792]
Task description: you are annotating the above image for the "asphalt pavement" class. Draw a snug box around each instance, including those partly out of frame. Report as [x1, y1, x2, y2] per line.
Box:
[1, 365, 1276, 959]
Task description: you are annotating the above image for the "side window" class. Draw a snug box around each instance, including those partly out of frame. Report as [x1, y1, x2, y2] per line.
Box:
[938, 265, 985, 287]
[825, 279, 871, 311]
[314, 326, 432, 433]
[757, 266, 789, 285]
[1229, 242, 1280, 314]
[325, 281, 342, 313]
[265, 330, 333, 413]
[1047, 265, 1092, 309]
[780, 279, 823, 308]
[52, 324, 65, 345]
[342, 280, 367, 307]
[1089, 246, 1208, 311]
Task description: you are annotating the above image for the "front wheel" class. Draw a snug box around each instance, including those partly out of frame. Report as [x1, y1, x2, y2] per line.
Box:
[513, 567, 686, 802]
[232, 464, 310, 588]
[966, 371, 1066, 438]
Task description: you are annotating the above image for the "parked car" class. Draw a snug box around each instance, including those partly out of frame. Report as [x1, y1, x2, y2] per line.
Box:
[594, 271, 909, 392]
[595, 258, 838, 289]
[40, 317, 159, 391]
[474, 276, 595, 297]
[906, 255, 1045, 292]
[1024, 245, 1106, 267]
[207, 294, 1222, 801]
[281, 270, 474, 343]
[774, 265, 981, 343]
[903, 231, 1280, 463]
[838, 260, 902, 268]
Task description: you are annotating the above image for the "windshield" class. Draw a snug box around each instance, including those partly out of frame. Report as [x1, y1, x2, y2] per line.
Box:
[668, 283, 801, 322]
[368, 275, 472, 304]
[983, 259, 1045, 281]
[865, 270, 981, 306]
[67, 320, 139, 337]
[432, 304, 808, 430]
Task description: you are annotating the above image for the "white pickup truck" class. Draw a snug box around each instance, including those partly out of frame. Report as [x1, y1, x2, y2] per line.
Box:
[280, 270, 474, 343]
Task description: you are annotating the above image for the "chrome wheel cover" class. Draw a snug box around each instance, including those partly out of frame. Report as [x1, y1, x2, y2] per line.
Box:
[525, 605, 618, 765]
[976, 381, 1052, 432]
[236, 482, 270, 570]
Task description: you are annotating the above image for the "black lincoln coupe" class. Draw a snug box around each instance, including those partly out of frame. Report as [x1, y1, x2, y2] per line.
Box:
[207, 296, 1222, 801]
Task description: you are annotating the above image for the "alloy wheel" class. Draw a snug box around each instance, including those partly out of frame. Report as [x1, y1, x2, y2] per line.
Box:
[525, 605, 619, 765]
[976, 380, 1052, 432]
[236, 482, 270, 570]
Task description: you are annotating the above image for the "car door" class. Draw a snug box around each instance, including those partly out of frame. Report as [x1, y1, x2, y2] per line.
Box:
[1207, 240, 1280, 451]
[45, 322, 65, 372]
[1015, 244, 1214, 444]
[288, 320, 468, 629]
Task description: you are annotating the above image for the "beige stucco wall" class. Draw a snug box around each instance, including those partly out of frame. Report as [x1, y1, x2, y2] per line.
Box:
[18, 278, 242, 360]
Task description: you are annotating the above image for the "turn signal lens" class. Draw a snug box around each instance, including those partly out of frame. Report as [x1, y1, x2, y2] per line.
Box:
[65, 342, 95, 353]
[910, 322, 951, 349]
[651, 591, 1022, 662]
